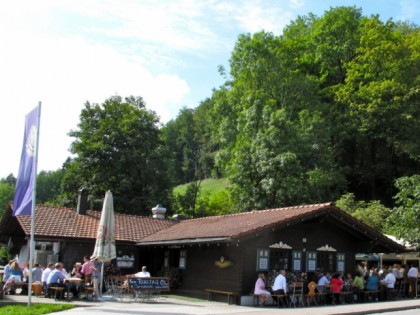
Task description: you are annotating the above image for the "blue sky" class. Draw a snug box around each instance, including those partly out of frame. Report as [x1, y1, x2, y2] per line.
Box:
[1, 0, 419, 178]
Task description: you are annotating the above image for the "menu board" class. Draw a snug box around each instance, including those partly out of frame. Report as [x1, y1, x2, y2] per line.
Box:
[127, 277, 170, 292]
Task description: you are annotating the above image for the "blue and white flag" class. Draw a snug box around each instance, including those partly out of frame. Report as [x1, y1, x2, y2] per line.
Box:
[13, 105, 41, 216]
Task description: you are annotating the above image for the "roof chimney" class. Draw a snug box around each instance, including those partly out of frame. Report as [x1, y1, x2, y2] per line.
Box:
[152, 204, 166, 219]
[77, 188, 89, 215]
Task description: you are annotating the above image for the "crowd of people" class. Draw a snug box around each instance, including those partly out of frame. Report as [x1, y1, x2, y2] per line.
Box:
[2, 256, 102, 300]
[2, 258, 152, 301]
[254, 262, 419, 307]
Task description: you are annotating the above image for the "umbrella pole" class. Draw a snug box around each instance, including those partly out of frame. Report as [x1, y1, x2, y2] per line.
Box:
[100, 262, 104, 297]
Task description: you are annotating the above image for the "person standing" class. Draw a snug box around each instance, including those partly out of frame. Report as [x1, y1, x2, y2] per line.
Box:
[81, 256, 94, 284]
[90, 258, 101, 300]
[407, 264, 418, 298]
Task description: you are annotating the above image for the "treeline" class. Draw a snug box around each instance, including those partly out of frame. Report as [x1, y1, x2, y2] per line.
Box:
[166, 6, 419, 209]
[0, 7, 419, 244]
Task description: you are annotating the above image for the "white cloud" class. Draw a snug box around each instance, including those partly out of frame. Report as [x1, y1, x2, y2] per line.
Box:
[0, 2, 191, 176]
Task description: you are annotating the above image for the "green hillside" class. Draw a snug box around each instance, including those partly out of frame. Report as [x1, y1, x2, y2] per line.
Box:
[173, 178, 230, 196]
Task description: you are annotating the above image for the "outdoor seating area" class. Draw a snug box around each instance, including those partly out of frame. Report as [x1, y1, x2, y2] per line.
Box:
[251, 265, 419, 309]
[252, 280, 419, 309]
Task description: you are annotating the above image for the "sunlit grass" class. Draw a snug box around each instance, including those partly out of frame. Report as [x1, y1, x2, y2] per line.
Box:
[0, 303, 74, 315]
[173, 178, 230, 195]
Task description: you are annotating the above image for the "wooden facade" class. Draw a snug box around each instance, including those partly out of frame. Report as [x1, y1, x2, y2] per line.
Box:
[137, 204, 406, 299]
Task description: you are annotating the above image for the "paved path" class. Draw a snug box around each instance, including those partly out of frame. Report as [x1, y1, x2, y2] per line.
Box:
[2, 294, 419, 315]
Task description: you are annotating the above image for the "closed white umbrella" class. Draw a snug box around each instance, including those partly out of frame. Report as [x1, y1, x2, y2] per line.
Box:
[91, 190, 117, 298]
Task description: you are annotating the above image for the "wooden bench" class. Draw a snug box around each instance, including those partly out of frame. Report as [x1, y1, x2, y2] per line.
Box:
[83, 286, 94, 301]
[363, 290, 380, 302]
[49, 286, 65, 301]
[250, 293, 287, 307]
[272, 293, 288, 307]
[250, 293, 264, 306]
[205, 289, 238, 305]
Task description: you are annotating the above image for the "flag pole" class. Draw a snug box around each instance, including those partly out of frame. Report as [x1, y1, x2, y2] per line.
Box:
[28, 102, 41, 307]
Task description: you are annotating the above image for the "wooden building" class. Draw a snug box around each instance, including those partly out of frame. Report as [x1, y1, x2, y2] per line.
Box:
[137, 203, 405, 297]
[0, 203, 176, 275]
[0, 201, 405, 300]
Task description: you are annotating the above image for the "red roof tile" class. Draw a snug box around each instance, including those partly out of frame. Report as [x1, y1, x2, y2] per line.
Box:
[15, 205, 177, 243]
[138, 203, 405, 252]
[140, 203, 333, 243]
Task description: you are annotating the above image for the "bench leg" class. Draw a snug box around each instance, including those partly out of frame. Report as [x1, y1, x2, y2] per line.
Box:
[54, 289, 64, 301]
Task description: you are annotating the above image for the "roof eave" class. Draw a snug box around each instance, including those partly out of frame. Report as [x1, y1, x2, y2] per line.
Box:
[137, 237, 231, 246]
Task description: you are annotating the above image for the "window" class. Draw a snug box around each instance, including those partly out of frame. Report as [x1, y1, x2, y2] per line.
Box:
[337, 253, 345, 272]
[307, 251, 317, 272]
[270, 249, 291, 270]
[318, 252, 336, 272]
[179, 250, 187, 269]
[292, 250, 302, 272]
[257, 248, 270, 271]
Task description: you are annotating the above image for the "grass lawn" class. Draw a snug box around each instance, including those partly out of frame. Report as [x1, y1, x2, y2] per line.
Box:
[173, 178, 230, 196]
[0, 303, 74, 315]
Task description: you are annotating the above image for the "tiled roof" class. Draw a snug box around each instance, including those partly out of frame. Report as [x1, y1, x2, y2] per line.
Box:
[15, 205, 177, 243]
[138, 203, 405, 252]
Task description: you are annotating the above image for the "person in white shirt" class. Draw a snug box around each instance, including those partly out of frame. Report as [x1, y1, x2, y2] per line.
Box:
[381, 268, 397, 300]
[407, 264, 418, 298]
[272, 270, 288, 306]
[382, 269, 396, 289]
[134, 266, 151, 277]
[41, 262, 55, 296]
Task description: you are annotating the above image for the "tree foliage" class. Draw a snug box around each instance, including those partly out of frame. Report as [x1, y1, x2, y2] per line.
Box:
[62, 95, 171, 215]
[387, 175, 420, 248]
[0, 176, 14, 217]
[336, 193, 391, 231]
[2, 6, 418, 224]
[37, 169, 64, 205]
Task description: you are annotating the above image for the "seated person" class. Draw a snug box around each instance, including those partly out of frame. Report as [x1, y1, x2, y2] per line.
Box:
[344, 273, 354, 285]
[381, 268, 396, 289]
[353, 271, 365, 302]
[254, 273, 271, 306]
[366, 270, 379, 291]
[46, 263, 67, 299]
[330, 273, 344, 304]
[71, 262, 83, 278]
[271, 270, 288, 306]
[3, 261, 23, 294]
[135, 266, 151, 277]
[317, 273, 331, 286]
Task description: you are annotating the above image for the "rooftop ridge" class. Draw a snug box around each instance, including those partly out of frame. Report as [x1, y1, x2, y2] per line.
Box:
[183, 202, 334, 222]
